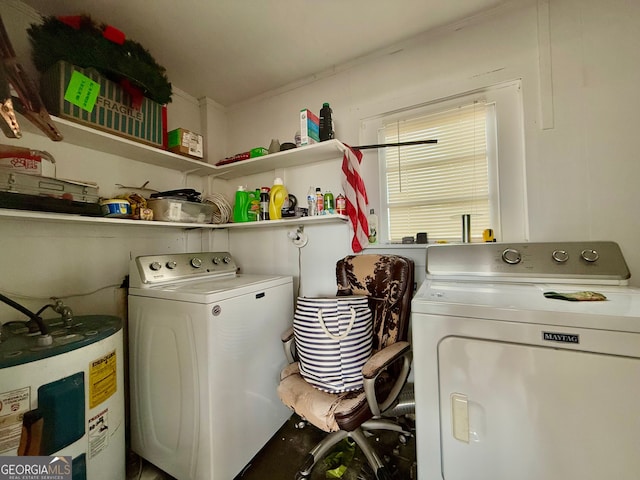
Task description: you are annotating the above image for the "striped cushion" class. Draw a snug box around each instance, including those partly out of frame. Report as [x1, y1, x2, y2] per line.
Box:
[294, 296, 373, 393]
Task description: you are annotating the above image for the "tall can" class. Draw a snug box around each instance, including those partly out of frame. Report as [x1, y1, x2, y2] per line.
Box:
[462, 214, 471, 242]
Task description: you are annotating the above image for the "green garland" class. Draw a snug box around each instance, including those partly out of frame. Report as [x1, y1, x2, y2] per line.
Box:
[28, 15, 172, 104]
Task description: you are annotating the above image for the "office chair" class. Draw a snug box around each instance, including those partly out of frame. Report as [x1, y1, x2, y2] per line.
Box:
[278, 254, 415, 480]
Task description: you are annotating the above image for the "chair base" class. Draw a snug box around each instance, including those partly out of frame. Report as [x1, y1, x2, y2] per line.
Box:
[295, 419, 411, 480]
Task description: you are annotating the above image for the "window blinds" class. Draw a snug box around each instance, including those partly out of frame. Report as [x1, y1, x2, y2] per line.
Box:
[381, 101, 490, 242]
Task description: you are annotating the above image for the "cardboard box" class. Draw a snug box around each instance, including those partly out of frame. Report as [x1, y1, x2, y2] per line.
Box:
[0, 157, 55, 177]
[40, 61, 164, 147]
[300, 109, 319, 145]
[167, 128, 204, 159]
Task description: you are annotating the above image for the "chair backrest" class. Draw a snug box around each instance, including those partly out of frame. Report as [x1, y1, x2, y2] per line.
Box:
[335, 254, 415, 352]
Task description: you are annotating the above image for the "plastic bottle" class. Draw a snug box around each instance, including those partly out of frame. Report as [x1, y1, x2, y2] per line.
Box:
[269, 178, 288, 220]
[260, 187, 270, 220]
[307, 186, 317, 216]
[247, 189, 260, 221]
[233, 186, 250, 223]
[323, 190, 334, 213]
[319, 102, 334, 141]
[336, 193, 346, 215]
[315, 187, 324, 215]
[368, 208, 378, 243]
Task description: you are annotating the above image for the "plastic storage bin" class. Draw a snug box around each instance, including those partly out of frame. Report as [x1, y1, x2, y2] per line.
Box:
[147, 198, 214, 223]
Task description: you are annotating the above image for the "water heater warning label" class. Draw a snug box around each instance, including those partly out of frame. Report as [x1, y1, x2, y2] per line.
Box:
[88, 408, 109, 458]
[0, 387, 30, 454]
[89, 350, 117, 408]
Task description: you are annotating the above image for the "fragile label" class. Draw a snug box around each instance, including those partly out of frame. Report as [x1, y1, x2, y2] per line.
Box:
[89, 350, 117, 408]
[64, 71, 100, 112]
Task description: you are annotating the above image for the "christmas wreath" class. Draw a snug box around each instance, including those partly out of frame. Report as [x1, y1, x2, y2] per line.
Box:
[27, 15, 172, 105]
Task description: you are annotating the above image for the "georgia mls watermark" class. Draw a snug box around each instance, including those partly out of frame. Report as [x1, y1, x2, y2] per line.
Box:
[0, 456, 72, 480]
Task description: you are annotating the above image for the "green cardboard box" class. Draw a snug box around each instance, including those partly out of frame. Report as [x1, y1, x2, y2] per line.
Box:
[40, 61, 164, 147]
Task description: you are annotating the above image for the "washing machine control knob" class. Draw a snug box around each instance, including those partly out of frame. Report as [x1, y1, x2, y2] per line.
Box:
[191, 257, 203, 268]
[212, 257, 220, 265]
[223, 256, 232, 264]
[501, 248, 522, 265]
[581, 249, 599, 262]
[166, 261, 177, 269]
[552, 250, 569, 263]
[150, 261, 162, 271]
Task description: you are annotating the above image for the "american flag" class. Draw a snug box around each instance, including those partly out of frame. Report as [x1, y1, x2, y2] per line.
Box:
[341, 145, 369, 252]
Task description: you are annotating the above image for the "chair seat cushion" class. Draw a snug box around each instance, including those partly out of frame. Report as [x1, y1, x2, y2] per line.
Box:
[278, 362, 367, 433]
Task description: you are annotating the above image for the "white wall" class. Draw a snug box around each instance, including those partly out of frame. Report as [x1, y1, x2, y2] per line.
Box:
[223, 0, 640, 287]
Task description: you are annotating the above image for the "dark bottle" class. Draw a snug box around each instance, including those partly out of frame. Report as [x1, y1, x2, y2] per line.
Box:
[259, 187, 270, 221]
[319, 102, 334, 141]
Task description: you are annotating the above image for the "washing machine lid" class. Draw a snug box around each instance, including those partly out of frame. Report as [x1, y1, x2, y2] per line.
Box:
[128, 273, 292, 303]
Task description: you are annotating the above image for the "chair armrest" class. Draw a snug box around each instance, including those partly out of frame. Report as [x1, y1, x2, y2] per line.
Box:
[362, 341, 412, 416]
[281, 326, 296, 364]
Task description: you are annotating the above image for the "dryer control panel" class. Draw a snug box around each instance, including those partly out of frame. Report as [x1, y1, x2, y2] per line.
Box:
[131, 252, 237, 285]
[425, 241, 631, 284]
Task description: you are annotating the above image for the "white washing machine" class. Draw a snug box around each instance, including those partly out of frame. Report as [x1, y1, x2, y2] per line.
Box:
[128, 251, 293, 480]
[411, 241, 640, 480]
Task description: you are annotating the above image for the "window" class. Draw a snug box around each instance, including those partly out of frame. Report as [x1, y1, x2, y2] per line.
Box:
[361, 81, 528, 244]
[380, 101, 492, 242]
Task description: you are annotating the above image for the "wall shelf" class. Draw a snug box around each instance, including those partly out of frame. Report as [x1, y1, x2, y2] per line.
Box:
[211, 140, 346, 180]
[22, 115, 347, 179]
[220, 214, 348, 229]
[11, 117, 349, 228]
[21, 116, 218, 176]
[0, 208, 347, 229]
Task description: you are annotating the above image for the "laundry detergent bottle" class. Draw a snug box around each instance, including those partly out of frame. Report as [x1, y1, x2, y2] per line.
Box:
[233, 186, 250, 222]
[269, 178, 288, 220]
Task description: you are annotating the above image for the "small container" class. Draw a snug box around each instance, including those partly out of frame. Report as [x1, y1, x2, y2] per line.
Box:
[368, 209, 378, 244]
[147, 198, 214, 223]
[336, 194, 346, 215]
[462, 214, 471, 243]
[100, 199, 131, 218]
[268, 139, 280, 154]
[323, 191, 334, 213]
[315, 187, 324, 215]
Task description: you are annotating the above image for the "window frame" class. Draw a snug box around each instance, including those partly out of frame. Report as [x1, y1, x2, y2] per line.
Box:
[360, 80, 528, 245]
